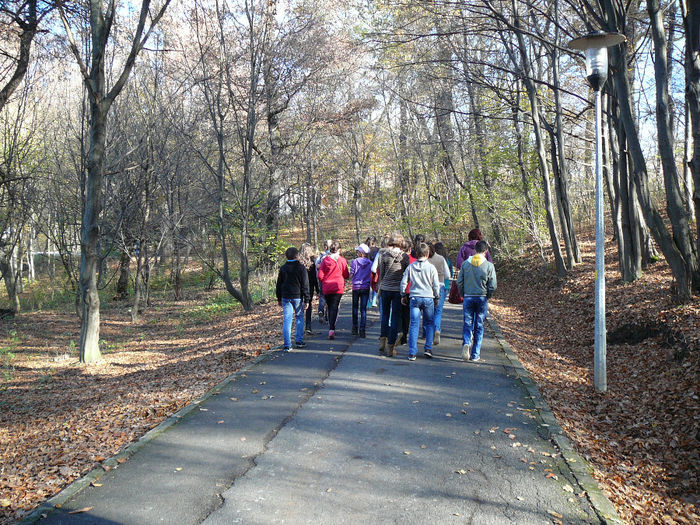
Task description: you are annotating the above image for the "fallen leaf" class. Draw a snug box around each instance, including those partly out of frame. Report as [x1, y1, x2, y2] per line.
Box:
[68, 507, 94, 515]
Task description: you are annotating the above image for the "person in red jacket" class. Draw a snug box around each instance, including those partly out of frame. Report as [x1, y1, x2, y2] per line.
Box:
[317, 240, 350, 340]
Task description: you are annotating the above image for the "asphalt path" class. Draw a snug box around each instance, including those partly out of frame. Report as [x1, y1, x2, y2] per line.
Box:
[33, 300, 601, 525]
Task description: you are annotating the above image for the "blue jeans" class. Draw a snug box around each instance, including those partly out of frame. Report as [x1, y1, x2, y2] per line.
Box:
[352, 289, 369, 329]
[434, 286, 447, 333]
[462, 296, 488, 359]
[380, 290, 402, 344]
[408, 297, 435, 357]
[282, 298, 305, 348]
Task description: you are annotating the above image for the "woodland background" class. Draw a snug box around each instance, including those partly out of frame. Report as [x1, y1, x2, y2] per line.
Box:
[0, 0, 699, 524]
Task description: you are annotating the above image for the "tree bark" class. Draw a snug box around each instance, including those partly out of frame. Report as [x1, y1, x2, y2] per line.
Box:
[0, 1, 38, 113]
[115, 248, 130, 300]
[58, 0, 171, 362]
[551, 8, 581, 264]
[683, 0, 700, 265]
[507, 0, 566, 276]
[648, 0, 699, 294]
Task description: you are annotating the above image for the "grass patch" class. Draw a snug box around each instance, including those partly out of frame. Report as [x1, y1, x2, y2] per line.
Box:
[182, 292, 240, 323]
[1, 329, 19, 380]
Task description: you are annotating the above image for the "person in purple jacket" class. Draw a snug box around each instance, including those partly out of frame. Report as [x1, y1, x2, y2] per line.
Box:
[350, 243, 372, 338]
[456, 228, 493, 268]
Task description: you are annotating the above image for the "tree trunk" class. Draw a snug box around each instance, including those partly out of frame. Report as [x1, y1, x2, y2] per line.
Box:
[649, 0, 698, 284]
[174, 241, 183, 301]
[131, 252, 142, 323]
[607, 37, 695, 299]
[79, 98, 107, 363]
[115, 248, 130, 300]
[549, 128, 574, 268]
[0, 259, 21, 314]
[551, 15, 581, 264]
[512, 93, 539, 245]
[508, 0, 566, 276]
[684, 0, 700, 266]
[467, 80, 502, 246]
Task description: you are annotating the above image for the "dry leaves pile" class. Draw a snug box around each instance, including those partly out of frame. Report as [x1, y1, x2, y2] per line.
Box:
[490, 237, 700, 525]
[0, 293, 281, 525]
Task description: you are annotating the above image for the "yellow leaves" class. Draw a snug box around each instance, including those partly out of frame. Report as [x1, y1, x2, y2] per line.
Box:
[0, 499, 11, 508]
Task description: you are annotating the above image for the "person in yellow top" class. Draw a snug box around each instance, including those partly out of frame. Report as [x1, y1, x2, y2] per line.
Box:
[456, 240, 497, 362]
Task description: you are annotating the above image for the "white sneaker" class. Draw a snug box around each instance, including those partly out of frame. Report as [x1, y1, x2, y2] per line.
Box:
[461, 343, 471, 361]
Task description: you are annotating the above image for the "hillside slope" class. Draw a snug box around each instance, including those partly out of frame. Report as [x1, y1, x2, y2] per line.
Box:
[489, 237, 699, 524]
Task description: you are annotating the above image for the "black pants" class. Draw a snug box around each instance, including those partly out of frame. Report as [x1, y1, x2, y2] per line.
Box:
[401, 301, 410, 337]
[352, 289, 370, 329]
[305, 292, 315, 328]
[324, 293, 343, 331]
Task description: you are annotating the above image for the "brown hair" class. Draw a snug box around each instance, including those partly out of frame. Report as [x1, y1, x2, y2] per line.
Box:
[298, 243, 315, 269]
[415, 242, 430, 259]
[388, 233, 404, 248]
[468, 229, 484, 241]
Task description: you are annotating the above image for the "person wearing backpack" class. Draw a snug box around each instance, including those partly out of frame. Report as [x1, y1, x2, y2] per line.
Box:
[317, 241, 350, 340]
[376, 233, 410, 357]
[456, 240, 497, 362]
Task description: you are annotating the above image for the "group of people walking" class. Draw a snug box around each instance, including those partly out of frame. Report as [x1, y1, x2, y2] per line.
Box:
[275, 229, 497, 362]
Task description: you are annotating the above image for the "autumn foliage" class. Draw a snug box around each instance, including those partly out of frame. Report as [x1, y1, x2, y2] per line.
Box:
[490, 237, 700, 524]
[0, 295, 281, 524]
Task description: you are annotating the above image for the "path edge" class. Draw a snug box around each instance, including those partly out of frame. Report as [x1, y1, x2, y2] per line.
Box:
[487, 317, 624, 525]
[15, 346, 283, 525]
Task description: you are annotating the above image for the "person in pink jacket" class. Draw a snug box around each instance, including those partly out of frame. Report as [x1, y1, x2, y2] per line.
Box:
[317, 240, 350, 340]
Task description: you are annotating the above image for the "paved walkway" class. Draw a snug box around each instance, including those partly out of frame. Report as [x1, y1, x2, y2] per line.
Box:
[28, 301, 614, 524]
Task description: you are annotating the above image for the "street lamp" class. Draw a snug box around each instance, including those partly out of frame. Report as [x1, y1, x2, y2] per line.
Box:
[568, 31, 626, 393]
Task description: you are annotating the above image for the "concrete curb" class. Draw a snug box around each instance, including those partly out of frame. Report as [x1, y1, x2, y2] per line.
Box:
[16, 345, 283, 525]
[487, 317, 624, 525]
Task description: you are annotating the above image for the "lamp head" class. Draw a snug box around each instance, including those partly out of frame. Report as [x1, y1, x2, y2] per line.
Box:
[568, 31, 627, 92]
[585, 47, 608, 91]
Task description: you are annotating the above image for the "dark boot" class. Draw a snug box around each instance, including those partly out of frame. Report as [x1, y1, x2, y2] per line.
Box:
[378, 337, 387, 355]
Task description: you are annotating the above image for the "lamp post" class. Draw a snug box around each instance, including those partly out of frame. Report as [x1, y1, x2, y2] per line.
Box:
[568, 31, 626, 393]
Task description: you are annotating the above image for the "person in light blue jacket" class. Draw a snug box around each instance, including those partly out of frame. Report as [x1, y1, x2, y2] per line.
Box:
[400, 242, 441, 361]
[457, 240, 497, 362]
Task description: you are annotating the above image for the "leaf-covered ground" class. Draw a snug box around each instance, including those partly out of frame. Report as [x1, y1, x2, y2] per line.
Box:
[2, 239, 699, 525]
[0, 291, 281, 524]
[489, 238, 700, 525]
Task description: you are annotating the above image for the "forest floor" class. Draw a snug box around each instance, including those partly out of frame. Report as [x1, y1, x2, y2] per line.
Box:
[489, 237, 700, 525]
[1, 239, 699, 525]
